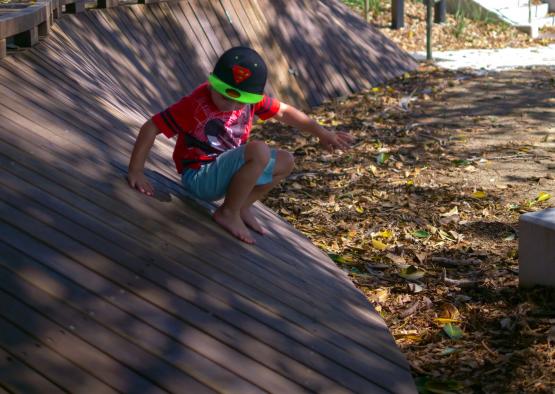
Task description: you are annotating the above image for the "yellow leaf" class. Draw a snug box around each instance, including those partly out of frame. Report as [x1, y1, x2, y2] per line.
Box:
[406, 179, 414, 186]
[537, 192, 551, 202]
[256, 119, 265, 124]
[372, 239, 388, 251]
[434, 317, 461, 325]
[371, 87, 381, 93]
[472, 191, 487, 199]
[377, 230, 393, 239]
[355, 206, 364, 214]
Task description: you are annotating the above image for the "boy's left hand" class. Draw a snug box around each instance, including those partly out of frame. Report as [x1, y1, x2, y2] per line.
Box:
[318, 129, 353, 152]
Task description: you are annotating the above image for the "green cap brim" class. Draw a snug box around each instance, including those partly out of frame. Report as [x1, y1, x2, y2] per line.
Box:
[208, 74, 264, 104]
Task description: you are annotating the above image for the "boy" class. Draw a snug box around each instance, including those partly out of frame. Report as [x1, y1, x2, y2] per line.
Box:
[128, 46, 351, 244]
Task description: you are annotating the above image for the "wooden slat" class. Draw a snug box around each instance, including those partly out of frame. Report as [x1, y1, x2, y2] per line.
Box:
[0, 346, 66, 394]
[0, 317, 118, 393]
[0, 292, 166, 393]
[0, 267, 216, 394]
[0, 83, 404, 372]
[0, 244, 263, 394]
[0, 103, 408, 374]
[240, 0, 308, 107]
[0, 2, 418, 392]
[250, 0, 321, 106]
[0, 152, 404, 390]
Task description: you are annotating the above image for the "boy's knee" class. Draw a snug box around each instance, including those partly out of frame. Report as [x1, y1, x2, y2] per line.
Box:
[275, 150, 294, 176]
[245, 141, 271, 167]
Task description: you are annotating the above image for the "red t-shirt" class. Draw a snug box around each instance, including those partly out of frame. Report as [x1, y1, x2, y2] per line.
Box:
[152, 83, 280, 174]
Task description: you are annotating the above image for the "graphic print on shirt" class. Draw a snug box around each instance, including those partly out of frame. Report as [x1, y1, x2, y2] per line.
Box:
[192, 102, 252, 153]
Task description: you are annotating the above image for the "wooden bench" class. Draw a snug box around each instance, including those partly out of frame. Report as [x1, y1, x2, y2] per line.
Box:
[519, 208, 555, 287]
[0, 0, 85, 58]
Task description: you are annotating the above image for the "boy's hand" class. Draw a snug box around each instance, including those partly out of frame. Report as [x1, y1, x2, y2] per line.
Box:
[127, 171, 155, 196]
[318, 129, 353, 152]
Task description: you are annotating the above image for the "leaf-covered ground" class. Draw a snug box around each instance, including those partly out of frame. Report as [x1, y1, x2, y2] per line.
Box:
[255, 65, 555, 392]
[345, 0, 555, 51]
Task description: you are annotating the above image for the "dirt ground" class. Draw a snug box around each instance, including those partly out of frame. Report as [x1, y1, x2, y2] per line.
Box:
[257, 65, 555, 393]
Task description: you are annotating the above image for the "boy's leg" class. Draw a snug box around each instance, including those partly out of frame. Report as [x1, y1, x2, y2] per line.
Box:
[240, 150, 294, 235]
[213, 141, 271, 244]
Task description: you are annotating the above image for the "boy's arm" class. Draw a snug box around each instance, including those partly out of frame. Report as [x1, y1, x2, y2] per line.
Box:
[272, 102, 352, 151]
[128, 118, 159, 196]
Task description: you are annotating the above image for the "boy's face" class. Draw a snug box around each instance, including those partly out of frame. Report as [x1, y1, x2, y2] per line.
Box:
[210, 87, 247, 112]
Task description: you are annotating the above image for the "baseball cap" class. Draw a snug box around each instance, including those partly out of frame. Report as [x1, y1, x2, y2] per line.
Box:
[208, 46, 267, 104]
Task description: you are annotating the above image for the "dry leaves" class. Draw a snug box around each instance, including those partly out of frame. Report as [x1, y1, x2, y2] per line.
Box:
[258, 63, 555, 392]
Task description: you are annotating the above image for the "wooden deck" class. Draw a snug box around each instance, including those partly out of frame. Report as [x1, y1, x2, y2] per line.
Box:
[0, 1, 417, 392]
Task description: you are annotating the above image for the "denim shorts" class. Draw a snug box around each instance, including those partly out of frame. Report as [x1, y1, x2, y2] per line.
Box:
[181, 145, 276, 201]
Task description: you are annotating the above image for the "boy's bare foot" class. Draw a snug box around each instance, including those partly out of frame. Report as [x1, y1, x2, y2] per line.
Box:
[213, 206, 255, 244]
[240, 206, 267, 235]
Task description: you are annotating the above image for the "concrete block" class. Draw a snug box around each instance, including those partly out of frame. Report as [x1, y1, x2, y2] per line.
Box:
[519, 208, 555, 287]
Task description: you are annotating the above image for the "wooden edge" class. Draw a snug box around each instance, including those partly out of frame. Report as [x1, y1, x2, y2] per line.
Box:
[0, 3, 47, 40]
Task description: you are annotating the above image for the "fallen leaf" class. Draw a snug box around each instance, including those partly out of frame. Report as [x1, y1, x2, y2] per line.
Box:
[443, 323, 463, 340]
[371, 239, 388, 251]
[536, 192, 551, 202]
[376, 152, 390, 165]
[413, 230, 431, 239]
[386, 253, 406, 265]
[472, 191, 487, 199]
[399, 265, 426, 280]
[328, 254, 356, 265]
[439, 303, 461, 320]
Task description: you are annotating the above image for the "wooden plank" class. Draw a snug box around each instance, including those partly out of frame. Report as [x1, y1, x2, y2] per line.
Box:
[320, 0, 416, 83]
[221, 1, 279, 99]
[0, 116, 374, 321]
[120, 5, 188, 102]
[196, 0, 233, 51]
[187, 0, 223, 56]
[0, 291, 166, 393]
[0, 155, 408, 388]
[0, 266, 217, 394]
[240, 0, 308, 107]
[287, 0, 355, 94]
[314, 0, 385, 87]
[176, 0, 218, 65]
[0, 3, 48, 40]
[64, 1, 85, 14]
[250, 0, 321, 106]
[0, 219, 312, 394]
[0, 69, 370, 322]
[0, 244, 262, 394]
[0, 318, 117, 393]
[150, 3, 204, 89]
[86, 8, 177, 106]
[208, 0, 244, 48]
[0, 104, 400, 350]
[0, 116, 410, 378]
[0, 346, 66, 394]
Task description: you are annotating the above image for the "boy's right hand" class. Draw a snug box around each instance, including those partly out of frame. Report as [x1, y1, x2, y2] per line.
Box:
[127, 171, 154, 196]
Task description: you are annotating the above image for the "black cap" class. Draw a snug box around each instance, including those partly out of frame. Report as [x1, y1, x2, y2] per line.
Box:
[209, 46, 268, 104]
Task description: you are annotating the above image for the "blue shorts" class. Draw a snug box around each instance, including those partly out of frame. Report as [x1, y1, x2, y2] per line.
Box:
[181, 145, 276, 201]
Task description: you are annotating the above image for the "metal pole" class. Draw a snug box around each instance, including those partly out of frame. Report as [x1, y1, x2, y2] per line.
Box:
[364, 0, 369, 22]
[426, 0, 433, 60]
[528, 0, 532, 24]
[392, 0, 404, 29]
[434, 0, 446, 24]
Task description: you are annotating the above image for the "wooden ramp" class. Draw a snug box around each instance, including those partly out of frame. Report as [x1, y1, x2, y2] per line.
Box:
[0, 1, 417, 392]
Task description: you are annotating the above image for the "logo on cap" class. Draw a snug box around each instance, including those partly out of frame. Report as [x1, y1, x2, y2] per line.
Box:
[232, 65, 252, 84]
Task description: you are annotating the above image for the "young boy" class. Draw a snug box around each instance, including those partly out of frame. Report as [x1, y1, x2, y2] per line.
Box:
[128, 46, 351, 244]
